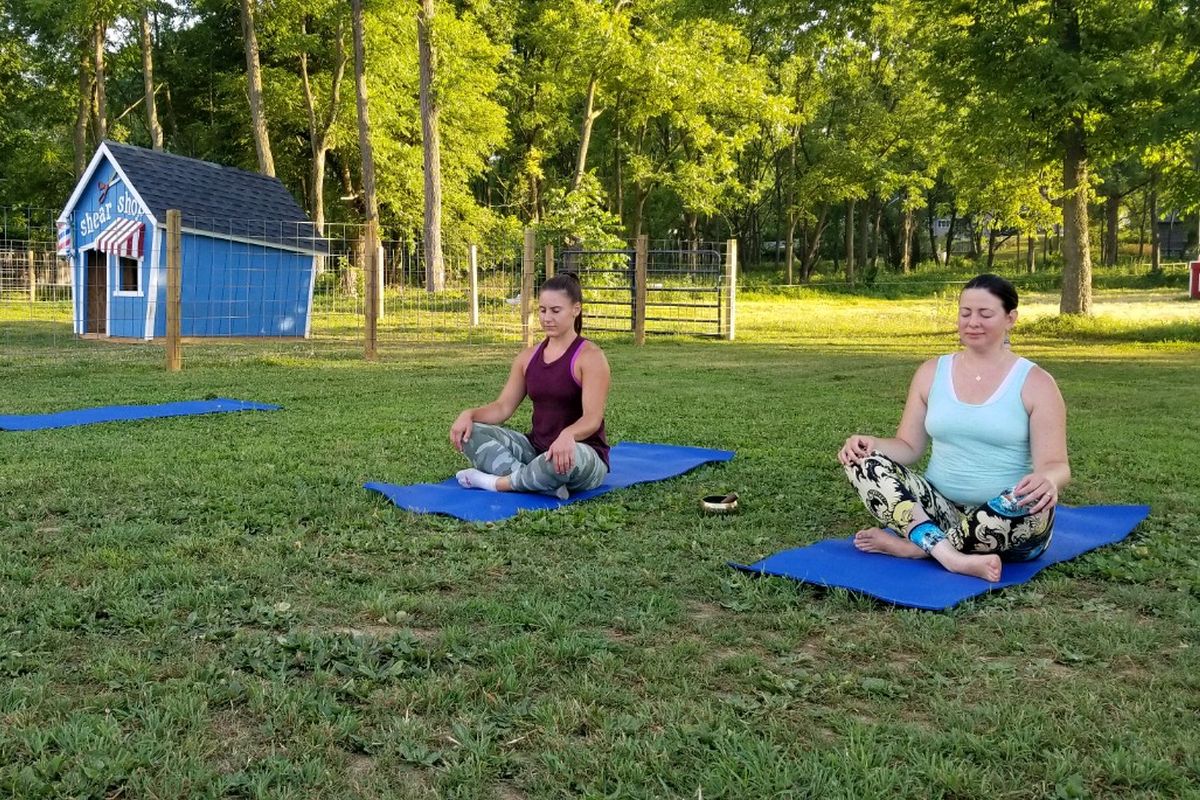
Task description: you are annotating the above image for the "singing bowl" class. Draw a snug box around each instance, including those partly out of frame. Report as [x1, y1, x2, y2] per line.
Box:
[700, 492, 739, 515]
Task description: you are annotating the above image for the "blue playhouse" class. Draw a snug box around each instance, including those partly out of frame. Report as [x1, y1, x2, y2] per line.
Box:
[57, 140, 326, 339]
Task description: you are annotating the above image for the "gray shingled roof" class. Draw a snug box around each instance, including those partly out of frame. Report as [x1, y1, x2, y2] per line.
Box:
[102, 140, 328, 254]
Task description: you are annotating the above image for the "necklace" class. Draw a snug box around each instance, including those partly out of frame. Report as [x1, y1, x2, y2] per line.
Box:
[959, 354, 987, 382]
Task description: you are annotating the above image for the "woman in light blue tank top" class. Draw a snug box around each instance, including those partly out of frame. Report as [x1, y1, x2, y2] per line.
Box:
[837, 275, 1071, 583]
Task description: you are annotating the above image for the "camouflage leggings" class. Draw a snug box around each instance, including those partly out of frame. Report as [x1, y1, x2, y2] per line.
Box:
[463, 423, 608, 494]
[844, 453, 1054, 562]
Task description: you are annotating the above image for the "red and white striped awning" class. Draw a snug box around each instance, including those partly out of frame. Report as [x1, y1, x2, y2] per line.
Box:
[95, 217, 145, 258]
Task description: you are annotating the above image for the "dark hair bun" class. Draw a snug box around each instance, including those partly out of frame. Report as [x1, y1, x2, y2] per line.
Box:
[963, 273, 1018, 312]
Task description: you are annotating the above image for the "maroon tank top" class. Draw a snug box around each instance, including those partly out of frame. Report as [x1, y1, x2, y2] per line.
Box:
[525, 335, 610, 468]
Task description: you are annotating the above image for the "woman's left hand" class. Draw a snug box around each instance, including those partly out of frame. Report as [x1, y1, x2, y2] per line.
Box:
[1012, 472, 1058, 514]
[547, 432, 577, 475]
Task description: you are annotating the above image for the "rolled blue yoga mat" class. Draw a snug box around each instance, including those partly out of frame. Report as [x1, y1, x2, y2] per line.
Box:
[730, 504, 1151, 610]
[0, 398, 280, 431]
[366, 441, 735, 522]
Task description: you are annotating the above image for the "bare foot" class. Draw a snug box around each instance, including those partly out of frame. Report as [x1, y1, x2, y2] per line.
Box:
[934, 545, 1002, 582]
[853, 528, 929, 559]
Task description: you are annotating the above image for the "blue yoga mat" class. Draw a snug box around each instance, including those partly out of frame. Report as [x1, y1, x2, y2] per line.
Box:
[0, 398, 280, 431]
[731, 504, 1150, 610]
[366, 441, 734, 522]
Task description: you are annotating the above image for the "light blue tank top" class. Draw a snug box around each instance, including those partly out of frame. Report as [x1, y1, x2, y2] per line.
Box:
[924, 354, 1035, 506]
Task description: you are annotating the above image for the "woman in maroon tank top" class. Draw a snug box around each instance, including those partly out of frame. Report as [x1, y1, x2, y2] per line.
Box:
[449, 274, 611, 498]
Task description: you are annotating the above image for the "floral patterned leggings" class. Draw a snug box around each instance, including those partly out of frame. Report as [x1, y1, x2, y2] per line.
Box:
[843, 453, 1054, 562]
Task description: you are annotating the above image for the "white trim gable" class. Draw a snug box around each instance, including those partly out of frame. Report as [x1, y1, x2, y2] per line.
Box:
[58, 146, 110, 223]
[58, 142, 160, 230]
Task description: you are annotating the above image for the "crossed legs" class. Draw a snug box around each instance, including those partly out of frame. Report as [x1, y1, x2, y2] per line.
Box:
[843, 454, 1053, 582]
[457, 423, 607, 497]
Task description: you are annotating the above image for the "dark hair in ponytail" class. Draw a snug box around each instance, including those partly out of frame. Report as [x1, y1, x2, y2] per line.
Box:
[963, 273, 1018, 313]
[540, 272, 584, 334]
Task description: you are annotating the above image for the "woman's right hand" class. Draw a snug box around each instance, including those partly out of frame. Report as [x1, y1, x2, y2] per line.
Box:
[450, 411, 474, 452]
[838, 434, 876, 466]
